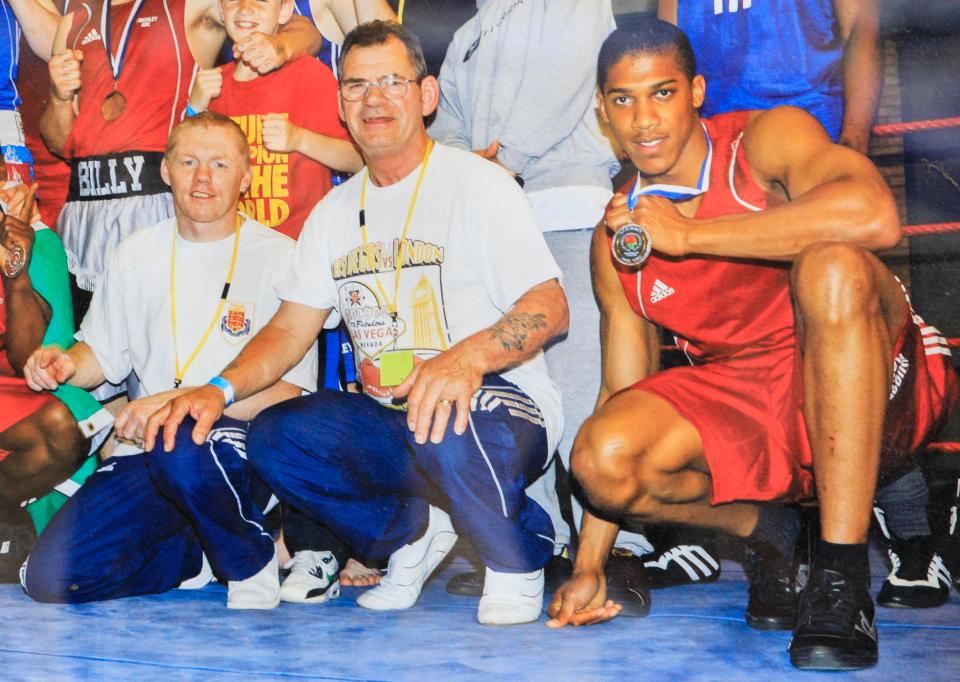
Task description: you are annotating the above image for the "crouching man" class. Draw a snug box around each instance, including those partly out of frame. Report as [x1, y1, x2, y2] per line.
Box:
[548, 22, 956, 671]
[147, 21, 568, 625]
[22, 113, 317, 608]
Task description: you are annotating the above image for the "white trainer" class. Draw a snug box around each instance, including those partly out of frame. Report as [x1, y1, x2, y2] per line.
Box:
[280, 550, 341, 604]
[356, 505, 457, 611]
[227, 549, 280, 610]
[477, 566, 544, 625]
[178, 552, 213, 590]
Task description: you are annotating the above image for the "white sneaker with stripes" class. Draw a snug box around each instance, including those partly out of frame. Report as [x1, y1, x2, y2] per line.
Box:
[643, 543, 721, 589]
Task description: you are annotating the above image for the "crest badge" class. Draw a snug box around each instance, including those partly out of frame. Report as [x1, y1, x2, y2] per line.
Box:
[220, 302, 254, 344]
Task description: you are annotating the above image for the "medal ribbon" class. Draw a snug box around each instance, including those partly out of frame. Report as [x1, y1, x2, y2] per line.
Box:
[627, 122, 712, 209]
[358, 138, 435, 320]
[170, 215, 243, 389]
[100, 0, 147, 82]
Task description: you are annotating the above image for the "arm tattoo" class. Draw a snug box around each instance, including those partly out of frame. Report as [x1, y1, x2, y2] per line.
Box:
[489, 312, 548, 352]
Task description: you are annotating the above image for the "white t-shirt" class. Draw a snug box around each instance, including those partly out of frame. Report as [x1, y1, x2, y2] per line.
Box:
[527, 185, 613, 233]
[280, 143, 564, 452]
[80, 216, 318, 453]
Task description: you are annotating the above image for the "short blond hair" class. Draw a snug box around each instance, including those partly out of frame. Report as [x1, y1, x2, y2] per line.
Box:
[166, 111, 249, 168]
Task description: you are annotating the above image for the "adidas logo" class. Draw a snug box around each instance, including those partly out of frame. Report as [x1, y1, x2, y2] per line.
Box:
[650, 278, 675, 303]
[81, 28, 102, 46]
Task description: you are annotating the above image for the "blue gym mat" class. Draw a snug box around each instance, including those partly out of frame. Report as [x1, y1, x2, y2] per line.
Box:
[1, 554, 957, 680]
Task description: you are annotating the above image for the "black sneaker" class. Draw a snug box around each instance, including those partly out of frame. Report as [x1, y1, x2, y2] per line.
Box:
[0, 504, 36, 584]
[445, 553, 574, 597]
[545, 552, 573, 592]
[877, 535, 950, 608]
[789, 568, 878, 670]
[745, 548, 798, 630]
[944, 479, 960, 592]
[605, 550, 651, 617]
[643, 543, 721, 589]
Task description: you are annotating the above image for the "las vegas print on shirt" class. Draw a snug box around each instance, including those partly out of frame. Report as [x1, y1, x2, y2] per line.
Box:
[332, 237, 449, 403]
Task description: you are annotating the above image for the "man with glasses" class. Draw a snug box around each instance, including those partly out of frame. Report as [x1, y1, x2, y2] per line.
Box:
[147, 20, 569, 626]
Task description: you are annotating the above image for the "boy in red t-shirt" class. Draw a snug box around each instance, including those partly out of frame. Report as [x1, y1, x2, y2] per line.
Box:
[187, 0, 362, 239]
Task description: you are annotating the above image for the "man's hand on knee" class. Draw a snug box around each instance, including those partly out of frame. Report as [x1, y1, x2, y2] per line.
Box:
[115, 389, 184, 447]
[143, 385, 225, 453]
[545, 570, 622, 628]
[392, 352, 484, 445]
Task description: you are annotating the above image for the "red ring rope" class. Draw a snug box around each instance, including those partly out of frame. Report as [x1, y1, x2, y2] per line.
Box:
[902, 222, 960, 237]
[926, 442, 960, 454]
[873, 116, 960, 136]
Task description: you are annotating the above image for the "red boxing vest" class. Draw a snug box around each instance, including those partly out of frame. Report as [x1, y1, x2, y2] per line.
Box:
[64, 0, 194, 159]
[615, 111, 796, 363]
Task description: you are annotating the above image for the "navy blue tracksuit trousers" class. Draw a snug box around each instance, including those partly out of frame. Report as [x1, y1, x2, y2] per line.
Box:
[23, 417, 274, 603]
[249, 375, 554, 573]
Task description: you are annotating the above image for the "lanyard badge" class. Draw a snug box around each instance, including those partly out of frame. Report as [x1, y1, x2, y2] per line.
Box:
[358, 140, 434, 387]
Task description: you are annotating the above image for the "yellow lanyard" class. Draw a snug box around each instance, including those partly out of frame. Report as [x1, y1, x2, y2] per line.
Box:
[170, 215, 242, 388]
[359, 138, 434, 320]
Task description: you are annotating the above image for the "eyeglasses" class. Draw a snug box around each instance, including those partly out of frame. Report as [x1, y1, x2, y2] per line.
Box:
[339, 75, 421, 102]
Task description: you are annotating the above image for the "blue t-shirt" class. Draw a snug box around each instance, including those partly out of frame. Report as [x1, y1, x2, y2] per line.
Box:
[679, 0, 843, 140]
[0, 0, 21, 111]
[293, 0, 340, 78]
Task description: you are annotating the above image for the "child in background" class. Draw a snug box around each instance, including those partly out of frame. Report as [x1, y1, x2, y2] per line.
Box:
[187, 0, 362, 240]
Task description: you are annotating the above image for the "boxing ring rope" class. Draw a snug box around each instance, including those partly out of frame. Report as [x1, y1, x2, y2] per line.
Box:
[902, 222, 960, 237]
[928, 442, 960, 454]
[872, 116, 960, 137]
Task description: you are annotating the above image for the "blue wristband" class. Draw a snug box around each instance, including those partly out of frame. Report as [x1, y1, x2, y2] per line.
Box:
[207, 376, 235, 406]
[184, 103, 200, 118]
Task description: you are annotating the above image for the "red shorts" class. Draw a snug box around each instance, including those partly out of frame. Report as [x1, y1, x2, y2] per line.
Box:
[0, 376, 57, 459]
[632, 304, 958, 504]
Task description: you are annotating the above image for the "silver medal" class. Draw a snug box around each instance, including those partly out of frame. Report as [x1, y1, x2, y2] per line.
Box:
[611, 221, 652, 267]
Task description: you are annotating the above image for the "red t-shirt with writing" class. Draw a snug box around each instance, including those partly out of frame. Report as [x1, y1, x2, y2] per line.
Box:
[210, 56, 349, 239]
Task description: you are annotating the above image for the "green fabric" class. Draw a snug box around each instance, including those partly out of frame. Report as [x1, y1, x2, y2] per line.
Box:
[22, 229, 104, 533]
[28, 228, 74, 348]
[52, 383, 103, 422]
[26, 454, 99, 535]
[26, 229, 101, 421]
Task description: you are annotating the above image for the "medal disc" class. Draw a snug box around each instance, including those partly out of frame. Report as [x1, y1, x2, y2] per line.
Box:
[2, 243, 26, 278]
[100, 91, 127, 121]
[611, 222, 652, 267]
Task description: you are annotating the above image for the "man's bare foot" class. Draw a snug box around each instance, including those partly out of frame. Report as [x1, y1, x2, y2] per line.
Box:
[340, 557, 382, 586]
[275, 535, 291, 568]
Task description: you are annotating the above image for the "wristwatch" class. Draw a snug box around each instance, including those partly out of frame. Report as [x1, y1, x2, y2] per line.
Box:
[2, 243, 26, 278]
